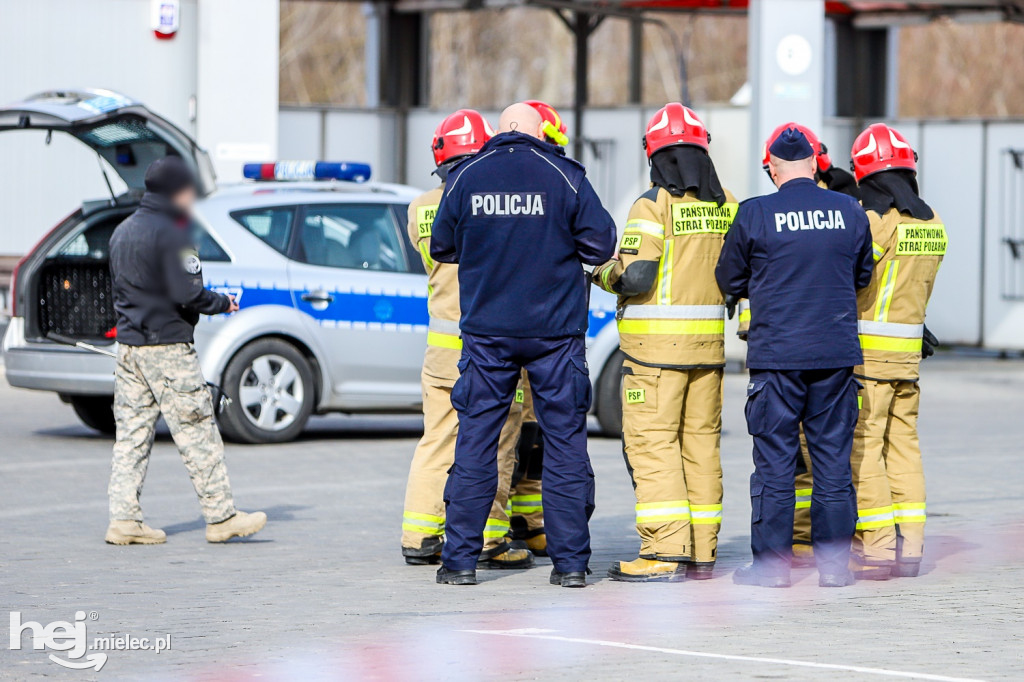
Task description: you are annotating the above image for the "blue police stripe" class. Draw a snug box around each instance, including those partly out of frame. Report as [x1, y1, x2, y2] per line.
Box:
[215, 282, 614, 337]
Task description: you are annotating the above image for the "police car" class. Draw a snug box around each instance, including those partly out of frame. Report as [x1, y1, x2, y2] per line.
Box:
[1, 89, 624, 443]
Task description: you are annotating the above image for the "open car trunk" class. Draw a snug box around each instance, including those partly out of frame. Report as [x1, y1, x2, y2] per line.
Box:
[2, 89, 215, 343]
[32, 209, 132, 342]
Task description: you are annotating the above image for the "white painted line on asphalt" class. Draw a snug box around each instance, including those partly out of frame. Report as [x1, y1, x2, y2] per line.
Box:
[463, 629, 985, 682]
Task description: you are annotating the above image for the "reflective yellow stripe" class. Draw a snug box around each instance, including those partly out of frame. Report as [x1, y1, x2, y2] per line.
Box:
[403, 510, 445, 536]
[600, 263, 613, 291]
[872, 242, 884, 262]
[427, 331, 463, 349]
[510, 494, 543, 513]
[856, 505, 895, 530]
[859, 334, 922, 352]
[874, 259, 900, 322]
[624, 219, 665, 238]
[690, 503, 722, 525]
[657, 239, 673, 305]
[618, 319, 725, 335]
[483, 519, 510, 538]
[894, 502, 926, 523]
[418, 240, 435, 271]
[739, 308, 751, 323]
[795, 488, 813, 509]
[636, 500, 690, 524]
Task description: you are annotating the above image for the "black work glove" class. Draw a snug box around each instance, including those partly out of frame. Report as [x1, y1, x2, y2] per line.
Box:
[922, 325, 939, 359]
[724, 294, 738, 320]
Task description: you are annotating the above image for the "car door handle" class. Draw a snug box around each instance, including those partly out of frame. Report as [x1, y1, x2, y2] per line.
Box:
[301, 291, 334, 303]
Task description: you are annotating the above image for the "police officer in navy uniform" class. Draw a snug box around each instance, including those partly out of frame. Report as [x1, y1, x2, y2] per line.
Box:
[716, 128, 874, 588]
[430, 102, 617, 588]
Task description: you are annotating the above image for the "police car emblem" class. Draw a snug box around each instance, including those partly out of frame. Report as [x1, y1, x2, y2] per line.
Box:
[182, 250, 202, 275]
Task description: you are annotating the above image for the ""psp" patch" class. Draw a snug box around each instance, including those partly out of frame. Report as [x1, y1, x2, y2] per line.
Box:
[625, 388, 646, 404]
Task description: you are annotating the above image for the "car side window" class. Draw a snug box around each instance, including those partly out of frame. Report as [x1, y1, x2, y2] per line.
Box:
[191, 223, 231, 262]
[296, 204, 407, 272]
[232, 207, 295, 256]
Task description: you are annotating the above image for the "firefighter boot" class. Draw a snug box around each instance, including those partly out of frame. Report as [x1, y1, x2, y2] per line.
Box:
[477, 543, 535, 570]
[205, 510, 267, 543]
[403, 536, 443, 566]
[510, 517, 548, 557]
[791, 544, 815, 568]
[105, 520, 166, 545]
[608, 558, 687, 583]
[892, 535, 922, 578]
[686, 562, 715, 580]
[850, 554, 893, 581]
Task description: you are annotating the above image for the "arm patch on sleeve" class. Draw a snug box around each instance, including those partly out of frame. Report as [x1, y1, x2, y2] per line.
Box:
[181, 249, 202, 275]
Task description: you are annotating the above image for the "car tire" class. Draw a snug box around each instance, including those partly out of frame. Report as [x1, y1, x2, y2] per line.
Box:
[70, 395, 116, 435]
[218, 338, 316, 444]
[595, 349, 624, 437]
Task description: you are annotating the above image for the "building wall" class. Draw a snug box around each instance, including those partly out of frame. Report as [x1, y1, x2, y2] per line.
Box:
[0, 0, 199, 255]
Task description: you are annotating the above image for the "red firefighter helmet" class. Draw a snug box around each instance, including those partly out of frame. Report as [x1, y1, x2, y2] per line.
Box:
[523, 100, 569, 147]
[431, 109, 495, 166]
[643, 103, 710, 158]
[850, 123, 917, 181]
[761, 122, 832, 173]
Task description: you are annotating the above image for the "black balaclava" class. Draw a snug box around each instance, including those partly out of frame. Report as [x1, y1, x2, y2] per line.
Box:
[144, 156, 197, 197]
[649, 145, 727, 206]
[858, 169, 934, 220]
[818, 166, 861, 200]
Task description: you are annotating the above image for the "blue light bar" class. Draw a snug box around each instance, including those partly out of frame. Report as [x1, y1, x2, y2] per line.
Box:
[242, 161, 372, 183]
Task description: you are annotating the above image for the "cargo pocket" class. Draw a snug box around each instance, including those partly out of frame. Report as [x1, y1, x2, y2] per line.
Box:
[622, 363, 659, 414]
[750, 474, 765, 524]
[744, 378, 769, 436]
[570, 356, 592, 412]
[450, 357, 472, 413]
[165, 375, 212, 423]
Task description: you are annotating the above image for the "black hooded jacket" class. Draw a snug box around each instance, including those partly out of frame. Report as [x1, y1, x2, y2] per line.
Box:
[109, 193, 230, 346]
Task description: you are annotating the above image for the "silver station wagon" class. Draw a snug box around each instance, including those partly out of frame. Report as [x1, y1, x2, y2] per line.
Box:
[1, 89, 625, 443]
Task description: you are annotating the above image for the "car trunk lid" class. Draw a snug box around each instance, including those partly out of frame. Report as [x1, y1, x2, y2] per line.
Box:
[0, 88, 215, 197]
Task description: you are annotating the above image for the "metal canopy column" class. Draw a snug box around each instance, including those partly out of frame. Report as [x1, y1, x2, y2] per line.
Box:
[747, 0, 825, 195]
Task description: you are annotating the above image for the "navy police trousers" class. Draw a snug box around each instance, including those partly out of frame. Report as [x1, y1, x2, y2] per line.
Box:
[745, 368, 859, 576]
[442, 333, 595, 573]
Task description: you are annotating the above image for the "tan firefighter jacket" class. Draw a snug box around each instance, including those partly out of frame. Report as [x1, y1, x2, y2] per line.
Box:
[857, 206, 946, 381]
[593, 186, 738, 368]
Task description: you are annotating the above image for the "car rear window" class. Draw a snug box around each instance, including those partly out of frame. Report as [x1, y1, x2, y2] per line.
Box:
[232, 207, 294, 255]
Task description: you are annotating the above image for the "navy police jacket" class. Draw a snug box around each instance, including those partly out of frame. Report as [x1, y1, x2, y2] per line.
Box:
[430, 132, 616, 338]
[716, 177, 874, 370]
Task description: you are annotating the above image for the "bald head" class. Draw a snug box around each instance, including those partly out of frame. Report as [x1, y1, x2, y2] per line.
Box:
[498, 103, 545, 139]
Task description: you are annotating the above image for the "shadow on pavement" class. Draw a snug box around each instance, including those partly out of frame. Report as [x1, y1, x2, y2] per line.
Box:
[162, 503, 309, 537]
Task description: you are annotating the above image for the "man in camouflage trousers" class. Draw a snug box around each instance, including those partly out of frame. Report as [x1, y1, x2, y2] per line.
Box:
[106, 157, 266, 545]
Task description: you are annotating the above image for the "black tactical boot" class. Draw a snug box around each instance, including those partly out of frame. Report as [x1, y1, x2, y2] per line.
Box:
[436, 566, 478, 585]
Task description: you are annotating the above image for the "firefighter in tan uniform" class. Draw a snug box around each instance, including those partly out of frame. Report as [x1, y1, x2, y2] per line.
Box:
[848, 123, 945, 579]
[594, 104, 736, 582]
[401, 110, 533, 570]
[737, 122, 864, 568]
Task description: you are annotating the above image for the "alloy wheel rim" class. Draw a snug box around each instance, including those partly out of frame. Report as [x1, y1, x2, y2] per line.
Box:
[238, 354, 304, 432]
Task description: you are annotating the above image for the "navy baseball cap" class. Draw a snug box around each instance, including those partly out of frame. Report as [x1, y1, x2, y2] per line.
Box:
[768, 128, 814, 161]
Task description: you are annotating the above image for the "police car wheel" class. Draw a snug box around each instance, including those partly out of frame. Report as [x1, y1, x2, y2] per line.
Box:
[69, 395, 116, 435]
[219, 339, 315, 444]
[595, 350, 625, 437]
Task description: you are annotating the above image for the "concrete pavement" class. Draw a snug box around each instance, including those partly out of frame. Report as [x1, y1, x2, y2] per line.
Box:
[1, 356, 1022, 680]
